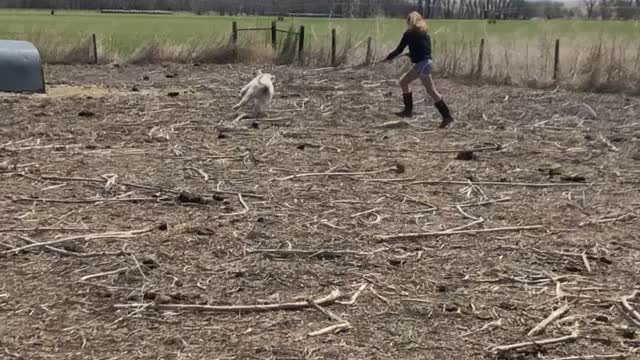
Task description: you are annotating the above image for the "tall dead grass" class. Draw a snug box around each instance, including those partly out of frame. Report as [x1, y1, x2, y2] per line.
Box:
[21, 29, 640, 95]
[16, 32, 95, 64]
[429, 34, 640, 95]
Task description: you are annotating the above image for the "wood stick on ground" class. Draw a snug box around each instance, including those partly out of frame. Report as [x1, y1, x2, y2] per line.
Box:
[246, 248, 374, 258]
[369, 286, 392, 305]
[308, 322, 352, 337]
[375, 225, 544, 241]
[17, 235, 129, 258]
[527, 304, 571, 337]
[409, 180, 595, 188]
[421, 144, 501, 153]
[4, 144, 83, 151]
[455, 205, 483, 221]
[79, 267, 129, 282]
[400, 298, 440, 304]
[307, 299, 351, 337]
[13, 197, 168, 204]
[449, 197, 511, 209]
[351, 208, 380, 218]
[337, 284, 368, 305]
[183, 167, 209, 182]
[251, 117, 291, 122]
[582, 252, 592, 273]
[130, 254, 148, 281]
[276, 167, 398, 181]
[361, 176, 417, 183]
[546, 354, 628, 360]
[621, 291, 640, 324]
[443, 218, 485, 233]
[232, 112, 248, 123]
[490, 332, 579, 353]
[532, 248, 602, 261]
[460, 319, 502, 338]
[599, 133, 619, 152]
[220, 194, 249, 217]
[2, 227, 153, 255]
[307, 299, 346, 323]
[113, 289, 343, 313]
[0, 227, 111, 232]
[27, 174, 263, 199]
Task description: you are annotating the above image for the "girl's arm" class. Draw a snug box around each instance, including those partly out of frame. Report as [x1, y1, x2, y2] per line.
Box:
[385, 32, 408, 61]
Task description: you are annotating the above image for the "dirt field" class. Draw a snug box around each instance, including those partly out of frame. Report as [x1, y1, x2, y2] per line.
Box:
[1, 64, 640, 360]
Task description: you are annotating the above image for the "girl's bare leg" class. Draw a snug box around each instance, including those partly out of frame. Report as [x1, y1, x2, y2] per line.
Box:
[419, 74, 442, 101]
[399, 68, 419, 93]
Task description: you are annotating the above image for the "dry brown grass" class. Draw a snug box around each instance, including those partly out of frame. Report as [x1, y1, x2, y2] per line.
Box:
[19, 30, 640, 95]
[16, 32, 95, 64]
[433, 35, 640, 95]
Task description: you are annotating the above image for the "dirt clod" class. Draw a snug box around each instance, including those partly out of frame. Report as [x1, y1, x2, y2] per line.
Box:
[456, 151, 476, 161]
[177, 191, 207, 204]
[62, 243, 82, 253]
[156, 294, 172, 304]
[141, 255, 160, 269]
[78, 110, 95, 117]
[560, 175, 586, 183]
[619, 328, 636, 339]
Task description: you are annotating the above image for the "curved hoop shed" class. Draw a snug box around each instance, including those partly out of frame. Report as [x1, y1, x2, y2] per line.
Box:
[0, 40, 45, 93]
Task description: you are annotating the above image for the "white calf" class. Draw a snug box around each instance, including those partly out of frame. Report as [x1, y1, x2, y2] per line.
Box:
[232, 70, 275, 116]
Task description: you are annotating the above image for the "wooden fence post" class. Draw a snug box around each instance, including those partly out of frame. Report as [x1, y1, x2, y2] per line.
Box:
[232, 21, 238, 45]
[298, 25, 305, 62]
[331, 28, 337, 66]
[92, 33, 98, 64]
[365, 36, 373, 65]
[477, 38, 485, 78]
[271, 21, 277, 49]
[553, 39, 560, 81]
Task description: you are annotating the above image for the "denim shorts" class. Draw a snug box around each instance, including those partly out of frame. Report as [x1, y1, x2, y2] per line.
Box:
[414, 59, 433, 76]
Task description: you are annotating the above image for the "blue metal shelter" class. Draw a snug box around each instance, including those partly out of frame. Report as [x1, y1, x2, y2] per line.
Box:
[0, 40, 45, 93]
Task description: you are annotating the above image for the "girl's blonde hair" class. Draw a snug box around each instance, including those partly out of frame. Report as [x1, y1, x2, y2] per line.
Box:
[407, 11, 428, 32]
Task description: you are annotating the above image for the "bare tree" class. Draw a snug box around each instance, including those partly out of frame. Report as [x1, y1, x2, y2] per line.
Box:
[583, 0, 597, 18]
[599, 0, 613, 18]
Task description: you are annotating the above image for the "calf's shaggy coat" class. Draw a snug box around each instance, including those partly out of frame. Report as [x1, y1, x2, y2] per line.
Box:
[232, 70, 275, 116]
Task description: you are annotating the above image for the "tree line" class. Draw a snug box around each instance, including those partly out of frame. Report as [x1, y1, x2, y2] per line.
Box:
[0, 0, 638, 19]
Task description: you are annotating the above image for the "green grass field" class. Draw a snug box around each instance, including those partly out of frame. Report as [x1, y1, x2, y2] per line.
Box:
[1, 9, 639, 58]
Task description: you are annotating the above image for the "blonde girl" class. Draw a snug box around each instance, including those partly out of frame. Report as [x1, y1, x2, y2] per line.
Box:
[384, 11, 454, 128]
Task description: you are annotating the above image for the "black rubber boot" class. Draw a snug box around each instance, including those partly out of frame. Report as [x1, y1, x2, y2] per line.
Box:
[434, 99, 454, 129]
[395, 93, 413, 118]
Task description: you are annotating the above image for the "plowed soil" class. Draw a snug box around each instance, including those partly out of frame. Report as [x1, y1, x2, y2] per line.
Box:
[1, 64, 639, 360]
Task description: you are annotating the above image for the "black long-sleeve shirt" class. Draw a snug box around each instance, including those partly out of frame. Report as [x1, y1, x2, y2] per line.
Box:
[386, 29, 432, 64]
